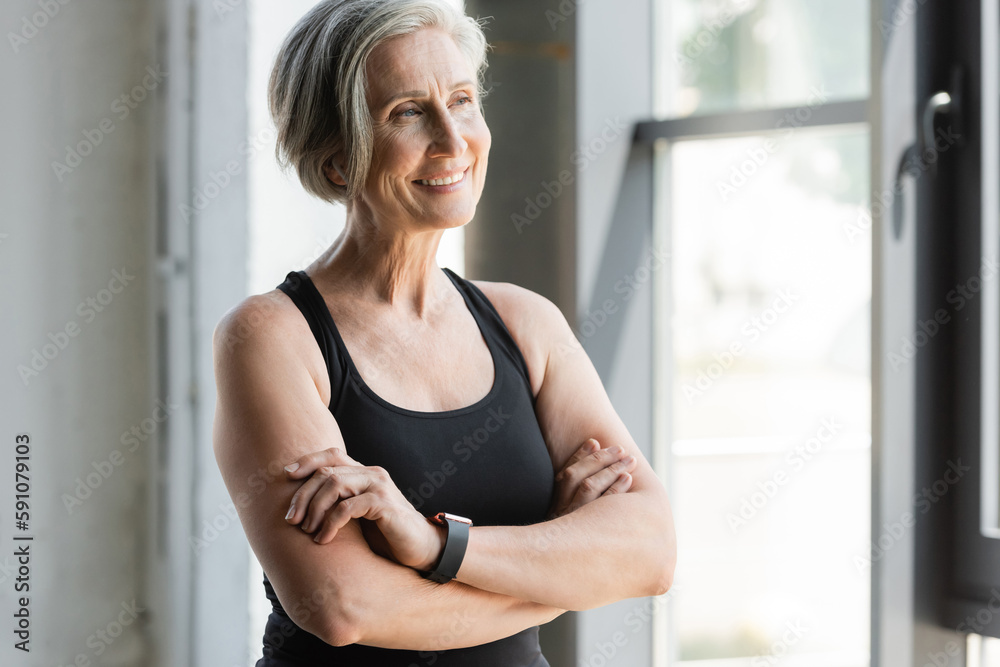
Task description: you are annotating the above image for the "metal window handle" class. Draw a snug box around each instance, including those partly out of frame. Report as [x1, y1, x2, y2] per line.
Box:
[920, 65, 965, 176]
[891, 144, 919, 240]
[922, 91, 953, 163]
[890, 66, 966, 240]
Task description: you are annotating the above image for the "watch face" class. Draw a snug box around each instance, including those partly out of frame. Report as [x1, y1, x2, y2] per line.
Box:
[439, 512, 473, 525]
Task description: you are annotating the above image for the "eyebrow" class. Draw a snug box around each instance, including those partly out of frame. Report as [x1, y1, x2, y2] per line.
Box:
[376, 80, 476, 112]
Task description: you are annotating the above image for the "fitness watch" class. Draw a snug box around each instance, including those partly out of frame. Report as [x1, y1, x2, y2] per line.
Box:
[419, 512, 473, 584]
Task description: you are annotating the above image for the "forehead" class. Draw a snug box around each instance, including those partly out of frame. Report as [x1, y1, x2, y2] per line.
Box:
[366, 27, 471, 98]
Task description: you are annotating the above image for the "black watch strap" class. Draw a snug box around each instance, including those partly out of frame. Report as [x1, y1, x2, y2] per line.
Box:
[420, 512, 472, 584]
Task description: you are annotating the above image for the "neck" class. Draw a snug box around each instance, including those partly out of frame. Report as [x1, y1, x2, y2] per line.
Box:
[317, 209, 447, 317]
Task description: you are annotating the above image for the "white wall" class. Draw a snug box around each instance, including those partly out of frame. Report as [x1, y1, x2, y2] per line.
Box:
[1, 0, 157, 664]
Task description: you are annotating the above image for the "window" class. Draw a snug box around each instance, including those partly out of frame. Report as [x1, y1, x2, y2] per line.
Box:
[652, 0, 871, 663]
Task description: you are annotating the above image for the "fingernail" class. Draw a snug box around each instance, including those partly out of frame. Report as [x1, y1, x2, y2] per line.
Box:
[313, 534, 321, 543]
[624, 455, 636, 464]
[285, 505, 295, 521]
[588, 440, 599, 450]
[284, 462, 299, 473]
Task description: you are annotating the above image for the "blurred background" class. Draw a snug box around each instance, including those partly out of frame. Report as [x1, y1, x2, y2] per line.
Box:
[2, 0, 999, 665]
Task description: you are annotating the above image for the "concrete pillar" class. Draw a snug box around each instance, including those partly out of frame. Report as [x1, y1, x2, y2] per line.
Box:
[462, 1, 577, 663]
[463, 0, 577, 316]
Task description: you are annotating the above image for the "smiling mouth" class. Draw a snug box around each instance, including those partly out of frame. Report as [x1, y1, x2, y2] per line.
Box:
[413, 169, 467, 187]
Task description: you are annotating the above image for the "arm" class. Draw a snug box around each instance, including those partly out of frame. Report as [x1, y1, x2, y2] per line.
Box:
[448, 284, 677, 611]
[211, 294, 565, 650]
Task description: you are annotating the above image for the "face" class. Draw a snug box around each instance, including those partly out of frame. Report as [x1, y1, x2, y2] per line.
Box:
[334, 27, 491, 234]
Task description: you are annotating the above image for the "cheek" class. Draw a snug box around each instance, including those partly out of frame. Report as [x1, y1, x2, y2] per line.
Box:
[477, 121, 491, 152]
[369, 129, 422, 187]
[475, 123, 491, 168]
[465, 115, 491, 156]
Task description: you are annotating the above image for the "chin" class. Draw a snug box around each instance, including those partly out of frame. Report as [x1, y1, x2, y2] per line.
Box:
[434, 216, 473, 231]
[424, 206, 477, 231]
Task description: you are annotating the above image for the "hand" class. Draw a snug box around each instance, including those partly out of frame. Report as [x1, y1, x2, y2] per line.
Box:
[282, 448, 445, 571]
[547, 438, 636, 519]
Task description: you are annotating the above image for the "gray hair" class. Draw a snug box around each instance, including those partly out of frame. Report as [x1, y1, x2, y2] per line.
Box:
[268, 0, 492, 205]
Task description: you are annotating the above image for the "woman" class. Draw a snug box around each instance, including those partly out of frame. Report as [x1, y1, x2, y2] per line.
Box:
[211, 0, 676, 664]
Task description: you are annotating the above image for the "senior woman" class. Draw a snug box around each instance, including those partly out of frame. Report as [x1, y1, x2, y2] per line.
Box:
[212, 0, 676, 664]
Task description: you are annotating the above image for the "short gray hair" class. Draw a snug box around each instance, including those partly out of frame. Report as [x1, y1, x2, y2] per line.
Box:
[268, 0, 492, 205]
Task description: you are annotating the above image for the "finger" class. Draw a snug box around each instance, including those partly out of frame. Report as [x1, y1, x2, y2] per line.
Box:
[568, 455, 638, 507]
[283, 446, 360, 479]
[601, 472, 632, 496]
[288, 464, 367, 526]
[285, 466, 337, 525]
[552, 439, 601, 506]
[313, 494, 378, 544]
[301, 468, 377, 533]
[560, 445, 630, 487]
[560, 438, 600, 473]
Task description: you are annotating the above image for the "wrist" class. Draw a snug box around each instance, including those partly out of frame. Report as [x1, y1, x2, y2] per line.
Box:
[418, 519, 448, 572]
[418, 512, 473, 583]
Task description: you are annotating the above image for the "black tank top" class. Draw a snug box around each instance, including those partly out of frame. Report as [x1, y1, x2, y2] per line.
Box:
[258, 267, 555, 666]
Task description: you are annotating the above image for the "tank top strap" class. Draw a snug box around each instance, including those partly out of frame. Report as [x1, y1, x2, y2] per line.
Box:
[275, 270, 350, 411]
[441, 267, 536, 399]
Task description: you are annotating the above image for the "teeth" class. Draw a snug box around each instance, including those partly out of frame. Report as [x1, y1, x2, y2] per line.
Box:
[417, 170, 465, 186]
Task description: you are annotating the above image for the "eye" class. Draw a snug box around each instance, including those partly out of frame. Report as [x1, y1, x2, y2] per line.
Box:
[454, 95, 473, 106]
[397, 107, 419, 118]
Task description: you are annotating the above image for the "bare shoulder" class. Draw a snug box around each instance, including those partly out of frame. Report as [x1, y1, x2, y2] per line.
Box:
[467, 279, 575, 397]
[213, 289, 298, 359]
[212, 288, 329, 404]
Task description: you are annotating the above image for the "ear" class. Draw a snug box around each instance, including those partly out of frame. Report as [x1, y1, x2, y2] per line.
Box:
[323, 155, 347, 187]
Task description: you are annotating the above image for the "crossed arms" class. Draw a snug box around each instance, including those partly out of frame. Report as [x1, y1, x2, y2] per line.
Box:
[211, 283, 676, 650]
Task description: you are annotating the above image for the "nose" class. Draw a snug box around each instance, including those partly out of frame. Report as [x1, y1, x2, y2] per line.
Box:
[427, 111, 468, 158]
